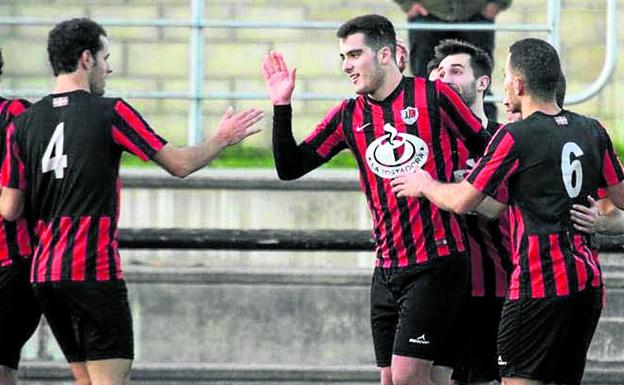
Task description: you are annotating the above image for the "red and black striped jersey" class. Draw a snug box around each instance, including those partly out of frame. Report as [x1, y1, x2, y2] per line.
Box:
[1, 90, 166, 282]
[0, 97, 32, 267]
[274, 77, 489, 268]
[467, 110, 624, 299]
[456, 120, 511, 298]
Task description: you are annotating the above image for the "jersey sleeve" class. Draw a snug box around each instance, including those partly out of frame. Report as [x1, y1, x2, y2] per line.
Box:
[111, 99, 167, 161]
[273, 101, 347, 179]
[437, 81, 491, 154]
[597, 123, 624, 187]
[5, 99, 31, 123]
[0, 122, 26, 190]
[466, 127, 520, 198]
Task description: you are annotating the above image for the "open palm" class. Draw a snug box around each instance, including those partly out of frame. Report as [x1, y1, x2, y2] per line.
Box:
[262, 51, 296, 105]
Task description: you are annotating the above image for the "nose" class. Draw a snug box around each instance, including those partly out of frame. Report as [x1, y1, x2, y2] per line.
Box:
[341, 58, 352, 73]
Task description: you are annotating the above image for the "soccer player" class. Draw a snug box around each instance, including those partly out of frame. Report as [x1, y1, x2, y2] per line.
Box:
[391, 38, 624, 385]
[0, 49, 41, 385]
[262, 14, 490, 385]
[431, 39, 510, 385]
[0, 18, 263, 385]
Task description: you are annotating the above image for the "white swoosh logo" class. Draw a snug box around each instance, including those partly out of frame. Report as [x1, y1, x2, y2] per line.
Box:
[356, 122, 371, 132]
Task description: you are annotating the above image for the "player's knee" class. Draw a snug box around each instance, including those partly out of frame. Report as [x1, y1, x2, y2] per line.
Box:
[391, 367, 429, 385]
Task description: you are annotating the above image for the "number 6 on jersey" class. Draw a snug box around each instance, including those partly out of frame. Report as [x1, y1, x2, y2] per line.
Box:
[41, 122, 68, 179]
[561, 142, 584, 198]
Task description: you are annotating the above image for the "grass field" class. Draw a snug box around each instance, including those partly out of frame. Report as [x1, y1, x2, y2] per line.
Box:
[122, 140, 624, 170]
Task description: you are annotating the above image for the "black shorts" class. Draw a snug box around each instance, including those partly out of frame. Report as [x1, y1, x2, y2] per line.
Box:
[449, 296, 504, 384]
[497, 288, 602, 385]
[33, 280, 134, 362]
[370, 255, 469, 367]
[0, 260, 41, 369]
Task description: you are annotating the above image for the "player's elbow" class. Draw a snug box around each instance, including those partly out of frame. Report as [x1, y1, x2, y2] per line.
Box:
[276, 169, 299, 181]
[167, 163, 193, 179]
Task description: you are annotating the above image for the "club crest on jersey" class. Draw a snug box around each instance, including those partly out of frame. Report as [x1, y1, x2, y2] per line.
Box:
[365, 123, 429, 179]
[401, 106, 419, 125]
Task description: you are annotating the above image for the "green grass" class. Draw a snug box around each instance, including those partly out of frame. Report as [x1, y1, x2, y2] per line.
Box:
[123, 140, 624, 170]
[121, 146, 358, 169]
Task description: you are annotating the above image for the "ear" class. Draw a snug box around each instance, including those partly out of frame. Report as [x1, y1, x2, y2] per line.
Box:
[378, 46, 393, 65]
[514, 77, 525, 96]
[476, 75, 490, 93]
[79, 49, 94, 70]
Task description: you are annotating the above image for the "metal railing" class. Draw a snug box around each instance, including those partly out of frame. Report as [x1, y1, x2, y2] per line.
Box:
[0, 0, 617, 144]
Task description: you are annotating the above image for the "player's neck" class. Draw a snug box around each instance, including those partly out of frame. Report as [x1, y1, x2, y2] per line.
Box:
[53, 73, 90, 95]
[368, 68, 402, 101]
[521, 97, 561, 118]
[472, 96, 487, 126]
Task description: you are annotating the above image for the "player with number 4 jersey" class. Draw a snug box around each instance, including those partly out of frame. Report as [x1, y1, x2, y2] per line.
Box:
[0, 18, 263, 385]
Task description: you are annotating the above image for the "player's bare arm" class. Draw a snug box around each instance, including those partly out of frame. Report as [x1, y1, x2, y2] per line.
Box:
[0, 187, 24, 221]
[390, 169, 485, 214]
[153, 106, 263, 178]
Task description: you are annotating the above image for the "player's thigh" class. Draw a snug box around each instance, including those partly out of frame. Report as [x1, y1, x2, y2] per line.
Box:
[393, 256, 469, 362]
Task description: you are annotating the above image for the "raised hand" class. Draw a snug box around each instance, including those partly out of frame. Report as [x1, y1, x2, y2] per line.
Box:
[261, 51, 296, 105]
[214, 106, 264, 147]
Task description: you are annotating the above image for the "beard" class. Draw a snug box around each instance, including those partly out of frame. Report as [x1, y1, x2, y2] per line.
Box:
[357, 61, 386, 96]
[449, 80, 477, 107]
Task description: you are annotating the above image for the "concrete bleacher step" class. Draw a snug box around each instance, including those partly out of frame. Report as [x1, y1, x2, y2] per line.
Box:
[17, 361, 624, 385]
[22, 267, 624, 383]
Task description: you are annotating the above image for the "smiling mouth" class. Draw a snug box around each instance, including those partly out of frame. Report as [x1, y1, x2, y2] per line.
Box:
[350, 74, 359, 83]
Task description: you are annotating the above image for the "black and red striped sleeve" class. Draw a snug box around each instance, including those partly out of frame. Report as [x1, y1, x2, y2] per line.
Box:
[597, 123, 624, 187]
[111, 99, 167, 161]
[5, 99, 30, 121]
[466, 127, 520, 198]
[273, 102, 347, 180]
[436, 81, 490, 154]
[0, 122, 27, 190]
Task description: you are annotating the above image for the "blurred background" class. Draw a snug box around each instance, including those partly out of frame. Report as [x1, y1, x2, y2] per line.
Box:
[1, 0, 621, 167]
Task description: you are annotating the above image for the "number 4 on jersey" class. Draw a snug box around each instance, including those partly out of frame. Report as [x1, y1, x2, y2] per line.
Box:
[41, 122, 68, 179]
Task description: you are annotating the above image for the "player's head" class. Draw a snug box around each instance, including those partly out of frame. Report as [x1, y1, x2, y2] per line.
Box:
[505, 38, 561, 113]
[426, 57, 441, 80]
[336, 14, 397, 95]
[48, 18, 111, 96]
[433, 39, 492, 107]
[505, 71, 566, 123]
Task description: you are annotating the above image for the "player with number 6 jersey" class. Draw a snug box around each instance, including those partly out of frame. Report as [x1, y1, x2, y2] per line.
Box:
[391, 38, 624, 385]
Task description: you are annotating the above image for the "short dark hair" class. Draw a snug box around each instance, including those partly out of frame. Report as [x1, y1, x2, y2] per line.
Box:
[509, 38, 561, 102]
[47, 18, 107, 76]
[0, 48, 3, 78]
[433, 39, 493, 78]
[555, 72, 566, 108]
[336, 14, 396, 57]
[425, 57, 440, 78]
